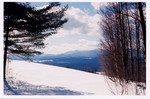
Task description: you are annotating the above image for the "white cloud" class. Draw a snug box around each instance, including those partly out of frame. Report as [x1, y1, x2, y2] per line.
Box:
[35, 5, 103, 54]
[35, 4, 103, 38]
[35, 5, 49, 10]
[91, 2, 107, 10]
[51, 6, 102, 38]
[35, 4, 62, 14]
[42, 39, 99, 54]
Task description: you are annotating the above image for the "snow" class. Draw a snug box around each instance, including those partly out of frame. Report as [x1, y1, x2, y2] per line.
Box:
[33, 60, 53, 63]
[4, 60, 145, 95]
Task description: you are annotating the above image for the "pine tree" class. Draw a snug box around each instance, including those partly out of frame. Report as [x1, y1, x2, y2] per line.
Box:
[4, 2, 68, 79]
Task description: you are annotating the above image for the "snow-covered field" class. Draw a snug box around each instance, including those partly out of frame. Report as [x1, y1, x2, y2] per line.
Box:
[4, 60, 145, 95]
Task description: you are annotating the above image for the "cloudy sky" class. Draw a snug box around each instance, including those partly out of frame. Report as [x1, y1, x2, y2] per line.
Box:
[30, 2, 105, 54]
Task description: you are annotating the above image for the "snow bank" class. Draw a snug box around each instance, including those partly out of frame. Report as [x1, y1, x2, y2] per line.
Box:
[5, 60, 112, 95]
[4, 60, 145, 95]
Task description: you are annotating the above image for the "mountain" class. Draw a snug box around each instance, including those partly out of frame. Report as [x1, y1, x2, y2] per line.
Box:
[56, 49, 100, 58]
[8, 49, 103, 60]
[31, 49, 101, 60]
[8, 54, 26, 60]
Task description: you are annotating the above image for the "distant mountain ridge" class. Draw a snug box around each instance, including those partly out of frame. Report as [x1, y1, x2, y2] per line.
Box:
[8, 49, 102, 60]
[31, 49, 101, 60]
[8, 49, 102, 72]
[56, 49, 100, 58]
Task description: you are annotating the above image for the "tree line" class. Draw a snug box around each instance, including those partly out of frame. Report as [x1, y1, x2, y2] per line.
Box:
[100, 2, 146, 83]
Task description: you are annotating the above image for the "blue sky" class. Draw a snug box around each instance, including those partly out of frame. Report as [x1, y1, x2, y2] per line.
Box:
[30, 2, 97, 16]
[29, 2, 105, 54]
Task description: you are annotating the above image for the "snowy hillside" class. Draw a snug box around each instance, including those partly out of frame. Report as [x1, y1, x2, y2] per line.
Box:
[4, 60, 145, 95]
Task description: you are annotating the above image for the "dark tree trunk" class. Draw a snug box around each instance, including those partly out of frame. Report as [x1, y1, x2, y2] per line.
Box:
[138, 2, 146, 60]
[138, 2, 146, 82]
[4, 15, 9, 79]
[135, 17, 140, 81]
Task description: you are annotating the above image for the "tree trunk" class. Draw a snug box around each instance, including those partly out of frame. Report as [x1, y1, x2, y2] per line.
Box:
[4, 15, 10, 79]
[138, 2, 146, 82]
[138, 2, 146, 60]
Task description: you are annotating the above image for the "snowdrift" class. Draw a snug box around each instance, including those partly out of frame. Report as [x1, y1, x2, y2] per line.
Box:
[4, 60, 111, 95]
[4, 60, 145, 95]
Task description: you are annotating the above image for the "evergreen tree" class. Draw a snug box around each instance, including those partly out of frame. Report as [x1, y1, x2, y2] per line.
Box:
[4, 2, 68, 79]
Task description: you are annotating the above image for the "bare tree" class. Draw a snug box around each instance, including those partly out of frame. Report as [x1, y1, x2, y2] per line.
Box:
[99, 2, 146, 95]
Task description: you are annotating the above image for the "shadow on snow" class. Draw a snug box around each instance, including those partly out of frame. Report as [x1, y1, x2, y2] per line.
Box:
[4, 77, 92, 95]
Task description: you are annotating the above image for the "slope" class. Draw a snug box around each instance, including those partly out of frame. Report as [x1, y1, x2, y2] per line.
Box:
[4, 60, 111, 95]
[4, 60, 144, 95]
